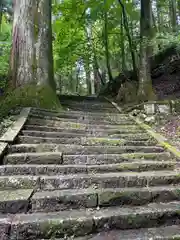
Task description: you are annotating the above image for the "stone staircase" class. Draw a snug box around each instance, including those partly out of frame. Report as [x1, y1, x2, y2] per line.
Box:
[0, 96, 180, 239]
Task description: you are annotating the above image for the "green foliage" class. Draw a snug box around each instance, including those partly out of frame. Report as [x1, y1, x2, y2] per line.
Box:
[0, 15, 12, 90]
[0, 84, 61, 121]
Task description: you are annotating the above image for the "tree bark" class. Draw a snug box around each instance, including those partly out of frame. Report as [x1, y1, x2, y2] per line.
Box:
[137, 0, 156, 102]
[104, 2, 113, 83]
[120, 12, 126, 71]
[169, 0, 177, 32]
[118, 0, 137, 78]
[36, 0, 55, 89]
[10, 0, 36, 87]
[10, 0, 55, 89]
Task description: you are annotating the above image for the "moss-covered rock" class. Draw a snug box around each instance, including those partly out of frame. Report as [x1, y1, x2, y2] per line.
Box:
[0, 83, 61, 122]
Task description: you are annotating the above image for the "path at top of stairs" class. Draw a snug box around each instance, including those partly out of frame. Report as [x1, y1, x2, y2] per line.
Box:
[0, 96, 180, 240]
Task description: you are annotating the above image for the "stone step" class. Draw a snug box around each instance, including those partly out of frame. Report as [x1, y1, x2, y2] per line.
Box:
[9, 201, 180, 239]
[31, 108, 128, 118]
[23, 126, 146, 137]
[9, 144, 165, 154]
[60, 101, 112, 106]
[38, 170, 180, 190]
[64, 107, 119, 113]
[22, 128, 151, 140]
[72, 225, 180, 240]
[1, 170, 178, 191]
[29, 113, 133, 125]
[4, 152, 173, 166]
[0, 189, 33, 214]
[0, 175, 39, 190]
[31, 185, 180, 212]
[120, 152, 174, 160]
[0, 161, 176, 176]
[63, 152, 174, 164]
[26, 118, 139, 130]
[17, 135, 156, 146]
[4, 152, 63, 165]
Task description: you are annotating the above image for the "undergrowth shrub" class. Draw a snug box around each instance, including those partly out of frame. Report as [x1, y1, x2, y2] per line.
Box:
[0, 83, 61, 121]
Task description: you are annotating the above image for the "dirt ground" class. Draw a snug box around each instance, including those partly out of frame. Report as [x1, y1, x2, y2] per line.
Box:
[153, 114, 180, 150]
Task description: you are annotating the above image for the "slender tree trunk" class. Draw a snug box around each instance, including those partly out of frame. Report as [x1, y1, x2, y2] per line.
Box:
[156, 0, 163, 32]
[137, 0, 156, 102]
[120, 12, 126, 71]
[118, 0, 137, 78]
[178, 0, 180, 18]
[10, 0, 36, 88]
[104, 4, 113, 83]
[169, 0, 177, 32]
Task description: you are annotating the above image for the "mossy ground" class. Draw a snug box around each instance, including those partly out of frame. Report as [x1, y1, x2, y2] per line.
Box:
[0, 83, 61, 122]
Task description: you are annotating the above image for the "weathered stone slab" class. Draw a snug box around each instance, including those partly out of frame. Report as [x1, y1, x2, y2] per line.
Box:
[27, 118, 142, 130]
[4, 152, 63, 165]
[93, 201, 180, 231]
[120, 152, 173, 160]
[63, 152, 173, 165]
[63, 154, 129, 165]
[9, 201, 180, 239]
[9, 144, 165, 154]
[17, 135, 82, 145]
[0, 164, 87, 176]
[29, 113, 133, 125]
[10, 210, 94, 239]
[98, 185, 180, 207]
[24, 125, 87, 134]
[82, 137, 156, 146]
[32, 188, 97, 212]
[23, 125, 145, 137]
[87, 161, 175, 173]
[17, 135, 156, 146]
[0, 161, 175, 177]
[39, 171, 180, 190]
[75, 225, 180, 240]
[0, 108, 31, 143]
[0, 189, 33, 213]
[0, 175, 39, 190]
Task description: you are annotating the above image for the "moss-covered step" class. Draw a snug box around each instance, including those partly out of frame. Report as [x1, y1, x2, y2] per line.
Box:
[63, 152, 174, 165]
[0, 175, 39, 190]
[72, 225, 180, 240]
[17, 135, 156, 146]
[38, 170, 180, 190]
[21, 129, 152, 141]
[0, 189, 33, 214]
[82, 137, 157, 146]
[4, 152, 63, 165]
[120, 152, 174, 160]
[31, 185, 180, 212]
[23, 126, 144, 136]
[9, 201, 180, 239]
[26, 118, 138, 129]
[9, 144, 165, 154]
[0, 161, 176, 176]
[63, 106, 119, 113]
[31, 188, 98, 212]
[31, 107, 128, 118]
[28, 114, 134, 125]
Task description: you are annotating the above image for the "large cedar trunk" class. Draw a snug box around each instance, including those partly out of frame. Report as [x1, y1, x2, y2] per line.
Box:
[11, 0, 55, 89]
[11, 0, 36, 87]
